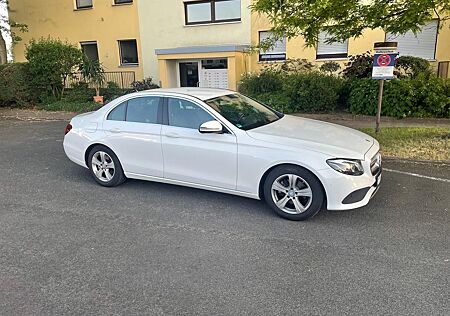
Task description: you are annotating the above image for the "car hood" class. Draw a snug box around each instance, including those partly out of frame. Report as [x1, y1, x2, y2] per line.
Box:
[246, 115, 375, 159]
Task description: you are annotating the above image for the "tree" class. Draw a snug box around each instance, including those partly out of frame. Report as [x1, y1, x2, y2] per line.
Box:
[251, 0, 450, 46]
[25, 38, 83, 99]
[0, 0, 27, 63]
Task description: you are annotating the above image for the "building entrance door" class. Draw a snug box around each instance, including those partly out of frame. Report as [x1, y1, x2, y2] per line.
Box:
[179, 62, 199, 87]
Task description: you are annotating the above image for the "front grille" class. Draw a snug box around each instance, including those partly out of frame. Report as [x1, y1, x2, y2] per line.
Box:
[370, 152, 382, 176]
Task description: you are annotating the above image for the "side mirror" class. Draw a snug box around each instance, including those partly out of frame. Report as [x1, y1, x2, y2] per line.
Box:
[199, 120, 223, 134]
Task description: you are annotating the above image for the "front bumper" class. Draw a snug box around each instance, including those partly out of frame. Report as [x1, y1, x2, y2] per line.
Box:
[318, 153, 382, 211]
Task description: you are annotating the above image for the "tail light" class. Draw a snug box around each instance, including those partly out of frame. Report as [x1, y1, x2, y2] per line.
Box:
[64, 123, 72, 135]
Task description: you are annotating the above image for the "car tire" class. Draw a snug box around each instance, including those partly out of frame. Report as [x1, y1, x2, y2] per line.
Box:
[88, 145, 126, 187]
[263, 165, 325, 221]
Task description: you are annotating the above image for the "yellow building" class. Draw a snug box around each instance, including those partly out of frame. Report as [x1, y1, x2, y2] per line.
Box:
[8, 0, 450, 90]
[250, 12, 450, 77]
[9, 0, 144, 85]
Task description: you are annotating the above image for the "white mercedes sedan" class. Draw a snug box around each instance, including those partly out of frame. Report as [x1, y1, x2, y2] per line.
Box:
[63, 88, 381, 220]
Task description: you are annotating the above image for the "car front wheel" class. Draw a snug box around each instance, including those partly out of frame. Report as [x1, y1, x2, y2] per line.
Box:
[263, 165, 324, 221]
[88, 145, 126, 187]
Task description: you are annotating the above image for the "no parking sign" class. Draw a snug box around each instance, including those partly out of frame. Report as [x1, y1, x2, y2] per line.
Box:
[372, 42, 398, 80]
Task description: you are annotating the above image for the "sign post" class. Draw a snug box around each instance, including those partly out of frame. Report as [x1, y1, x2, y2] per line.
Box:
[372, 42, 397, 133]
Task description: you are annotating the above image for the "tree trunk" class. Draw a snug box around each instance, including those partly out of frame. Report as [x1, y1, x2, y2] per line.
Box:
[0, 31, 7, 64]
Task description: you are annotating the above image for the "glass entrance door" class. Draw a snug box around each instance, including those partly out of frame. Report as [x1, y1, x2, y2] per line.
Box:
[179, 62, 199, 87]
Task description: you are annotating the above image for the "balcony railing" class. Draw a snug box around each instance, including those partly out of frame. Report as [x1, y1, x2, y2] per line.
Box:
[65, 71, 136, 89]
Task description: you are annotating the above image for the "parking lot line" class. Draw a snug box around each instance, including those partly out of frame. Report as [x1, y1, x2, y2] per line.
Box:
[384, 168, 450, 183]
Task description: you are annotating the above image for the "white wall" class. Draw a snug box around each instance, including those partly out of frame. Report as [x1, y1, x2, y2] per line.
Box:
[137, 0, 251, 81]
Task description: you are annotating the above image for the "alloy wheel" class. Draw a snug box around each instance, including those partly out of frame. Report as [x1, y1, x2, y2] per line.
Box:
[271, 174, 313, 214]
[91, 151, 115, 182]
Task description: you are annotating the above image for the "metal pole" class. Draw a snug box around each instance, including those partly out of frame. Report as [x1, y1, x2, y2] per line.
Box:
[375, 79, 384, 133]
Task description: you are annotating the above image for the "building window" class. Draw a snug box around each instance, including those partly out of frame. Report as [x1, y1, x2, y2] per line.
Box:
[259, 31, 286, 62]
[80, 42, 99, 61]
[386, 20, 438, 60]
[185, 0, 241, 25]
[118, 40, 139, 65]
[114, 0, 133, 4]
[76, 0, 93, 9]
[316, 32, 348, 59]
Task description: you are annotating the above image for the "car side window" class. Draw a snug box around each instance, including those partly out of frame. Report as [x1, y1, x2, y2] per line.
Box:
[167, 98, 214, 129]
[126, 97, 160, 124]
[107, 102, 127, 121]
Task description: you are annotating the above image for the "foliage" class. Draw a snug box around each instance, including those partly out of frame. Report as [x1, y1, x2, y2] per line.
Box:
[63, 82, 95, 103]
[342, 53, 373, 79]
[101, 81, 128, 103]
[395, 56, 431, 78]
[239, 69, 284, 95]
[251, 0, 450, 47]
[249, 92, 293, 113]
[319, 61, 341, 75]
[0, 62, 34, 106]
[263, 58, 316, 74]
[80, 57, 105, 96]
[239, 70, 343, 112]
[25, 38, 83, 100]
[284, 72, 344, 112]
[361, 127, 450, 161]
[348, 76, 450, 118]
[62, 81, 128, 104]
[131, 77, 159, 91]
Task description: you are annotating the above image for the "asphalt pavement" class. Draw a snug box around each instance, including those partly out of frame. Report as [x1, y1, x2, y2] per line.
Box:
[0, 120, 449, 315]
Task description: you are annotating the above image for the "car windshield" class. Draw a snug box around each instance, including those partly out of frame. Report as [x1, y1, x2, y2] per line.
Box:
[205, 94, 282, 130]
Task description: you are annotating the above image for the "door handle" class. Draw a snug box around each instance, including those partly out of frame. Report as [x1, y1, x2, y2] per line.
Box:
[109, 128, 121, 133]
[165, 132, 180, 138]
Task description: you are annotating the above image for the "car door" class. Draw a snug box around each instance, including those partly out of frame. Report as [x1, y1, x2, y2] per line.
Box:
[161, 97, 237, 190]
[102, 96, 164, 177]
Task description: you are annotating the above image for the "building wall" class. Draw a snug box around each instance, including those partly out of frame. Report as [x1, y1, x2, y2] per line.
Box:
[137, 0, 252, 84]
[250, 12, 450, 75]
[9, 0, 144, 79]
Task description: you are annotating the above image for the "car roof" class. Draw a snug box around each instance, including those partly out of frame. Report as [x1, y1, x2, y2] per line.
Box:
[144, 88, 235, 101]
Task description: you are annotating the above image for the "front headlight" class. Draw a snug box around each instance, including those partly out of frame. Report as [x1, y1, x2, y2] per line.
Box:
[326, 159, 364, 176]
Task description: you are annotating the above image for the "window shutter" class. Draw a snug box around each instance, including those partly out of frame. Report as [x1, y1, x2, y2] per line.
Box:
[386, 21, 438, 60]
[260, 31, 286, 54]
[317, 32, 348, 58]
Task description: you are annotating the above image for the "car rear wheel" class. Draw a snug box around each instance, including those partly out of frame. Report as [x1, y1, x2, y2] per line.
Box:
[263, 165, 324, 221]
[88, 145, 126, 187]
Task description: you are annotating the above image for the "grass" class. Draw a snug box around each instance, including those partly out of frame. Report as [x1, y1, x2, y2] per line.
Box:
[38, 100, 102, 113]
[361, 127, 450, 161]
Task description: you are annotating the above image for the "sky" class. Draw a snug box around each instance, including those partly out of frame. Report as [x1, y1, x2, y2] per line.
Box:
[0, 1, 12, 60]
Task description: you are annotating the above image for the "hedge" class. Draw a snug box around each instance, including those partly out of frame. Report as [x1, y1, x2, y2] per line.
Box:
[0, 63, 36, 107]
[238, 70, 450, 118]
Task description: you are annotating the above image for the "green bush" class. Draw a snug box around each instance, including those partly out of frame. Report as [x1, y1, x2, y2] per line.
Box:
[348, 76, 450, 118]
[0, 63, 35, 107]
[343, 53, 373, 79]
[410, 73, 449, 117]
[101, 81, 127, 102]
[319, 61, 341, 75]
[131, 77, 159, 91]
[64, 82, 95, 103]
[25, 38, 83, 100]
[239, 69, 284, 95]
[395, 56, 431, 78]
[284, 72, 344, 112]
[250, 92, 292, 113]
